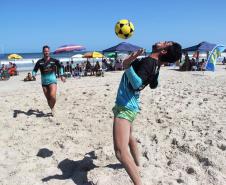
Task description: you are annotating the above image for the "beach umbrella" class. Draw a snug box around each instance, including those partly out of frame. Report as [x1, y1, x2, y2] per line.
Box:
[83, 51, 104, 66]
[54, 44, 85, 54]
[83, 51, 104, 58]
[71, 54, 84, 58]
[8, 54, 23, 60]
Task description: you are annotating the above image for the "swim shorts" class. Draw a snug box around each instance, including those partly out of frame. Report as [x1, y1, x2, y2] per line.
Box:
[112, 104, 137, 123]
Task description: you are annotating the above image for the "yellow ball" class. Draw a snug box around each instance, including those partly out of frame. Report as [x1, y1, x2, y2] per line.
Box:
[115, 19, 135, 39]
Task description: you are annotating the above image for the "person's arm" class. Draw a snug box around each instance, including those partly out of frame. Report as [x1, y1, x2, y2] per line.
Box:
[125, 66, 143, 90]
[32, 61, 40, 77]
[55, 60, 66, 82]
[123, 49, 145, 69]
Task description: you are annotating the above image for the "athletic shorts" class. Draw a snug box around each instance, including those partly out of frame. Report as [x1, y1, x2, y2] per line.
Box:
[112, 105, 137, 123]
[42, 82, 57, 87]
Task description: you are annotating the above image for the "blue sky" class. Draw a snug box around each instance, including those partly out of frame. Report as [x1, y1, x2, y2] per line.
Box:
[1, 0, 226, 53]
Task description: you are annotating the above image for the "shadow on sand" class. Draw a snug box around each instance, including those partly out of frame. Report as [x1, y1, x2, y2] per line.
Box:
[42, 151, 97, 185]
[13, 109, 52, 118]
[105, 163, 124, 170]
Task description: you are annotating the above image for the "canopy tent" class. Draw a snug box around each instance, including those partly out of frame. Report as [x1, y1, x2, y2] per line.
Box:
[54, 44, 85, 54]
[103, 42, 143, 53]
[8, 54, 23, 59]
[182, 41, 216, 52]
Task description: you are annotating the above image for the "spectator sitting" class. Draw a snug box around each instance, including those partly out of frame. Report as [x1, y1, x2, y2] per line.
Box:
[64, 61, 72, 78]
[65, 62, 72, 73]
[8, 63, 17, 76]
[73, 63, 82, 77]
[191, 58, 197, 71]
[71, 60, 75, 74]
[85, 60, 93, 76]
[114, 59, 123, 70]
[94, 61, 101, 76]
[0, 64, 10, 80]
[199, 59, 206, 71]
[24, 72, 36, 81]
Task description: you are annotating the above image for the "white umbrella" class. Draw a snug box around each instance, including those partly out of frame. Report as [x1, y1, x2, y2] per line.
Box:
[71, 54, 84, 58]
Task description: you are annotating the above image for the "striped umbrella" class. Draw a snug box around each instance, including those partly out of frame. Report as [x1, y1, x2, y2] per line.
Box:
[54, 44, 85, 54]
[83, 51, 104, 58]
[8, 54, 23, 59]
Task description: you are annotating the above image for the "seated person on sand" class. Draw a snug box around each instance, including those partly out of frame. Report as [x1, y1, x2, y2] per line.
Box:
[199, 59, 206, 71]
[85, 60, 93, 75]
[93, 61, 101, 76]
[114, 59, 123, 70]
[64, 61, 72, 78]
[73, 64, 82, 77]
[24, 72, 36, 81]
[8, 63, 17, 76]
[0, 64, 10, 80]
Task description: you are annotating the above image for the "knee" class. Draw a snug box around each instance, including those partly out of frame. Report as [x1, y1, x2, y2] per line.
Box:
[129, 136, 136, 145]
[115, 148, 122, 161]
[114, 148, 127, 162]
[49, 95, 56, 101]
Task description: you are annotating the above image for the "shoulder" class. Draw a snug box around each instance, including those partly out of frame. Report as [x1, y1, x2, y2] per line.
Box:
[142, 57, 157, 64]
[50, 58, 60, 63]
[36, 58, 44, 64]
[132, 57, 157, 70]
[142, 57, 158, 70]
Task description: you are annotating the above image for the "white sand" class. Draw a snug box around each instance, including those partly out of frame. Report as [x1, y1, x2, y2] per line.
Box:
[0, 65, 226, 185]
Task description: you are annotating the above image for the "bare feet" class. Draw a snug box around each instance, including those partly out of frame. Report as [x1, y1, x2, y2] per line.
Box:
[51, 108, 55, 117]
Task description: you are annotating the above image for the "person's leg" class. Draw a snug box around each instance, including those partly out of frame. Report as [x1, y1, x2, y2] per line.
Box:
[42, 85, 49, 104]
[129, 126, 140, 167]
[113, 117, 142, 185]
[47, 84, 57, 109]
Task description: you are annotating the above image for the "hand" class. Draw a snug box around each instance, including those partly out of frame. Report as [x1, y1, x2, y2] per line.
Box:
[123, 48, 145, 69]
[60, 76, 66, 83]
[131, 49, 145, 58]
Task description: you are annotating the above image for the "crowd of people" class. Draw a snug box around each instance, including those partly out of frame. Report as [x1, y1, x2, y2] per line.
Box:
[179, 53, 206, 71]
[57, 60, 104, 78]
[0, 57, 125, 82]
[0, 62, 18, 80]
[56, 58, 124, 78]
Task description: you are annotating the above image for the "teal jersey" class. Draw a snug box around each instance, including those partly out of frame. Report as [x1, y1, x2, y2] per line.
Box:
[32, 57, 63, 85]
[115, 57, 160, 112]
[116, 71, 141, 112]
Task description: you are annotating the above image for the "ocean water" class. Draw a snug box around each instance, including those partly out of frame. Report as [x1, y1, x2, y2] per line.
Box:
[0, 50, 154, 71]
[0, 51, 100, 71]
[0, 51, 88, 60]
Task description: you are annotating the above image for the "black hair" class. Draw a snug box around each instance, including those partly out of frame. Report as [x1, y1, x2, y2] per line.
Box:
[160, 42, 182, 63]
[42, 45, 50, 51]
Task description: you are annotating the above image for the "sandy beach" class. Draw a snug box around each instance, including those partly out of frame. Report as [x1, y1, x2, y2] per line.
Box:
[0, 65, 226, 185]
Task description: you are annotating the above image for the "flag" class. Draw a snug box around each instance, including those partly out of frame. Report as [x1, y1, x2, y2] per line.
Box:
[205, 45, 225, 71]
